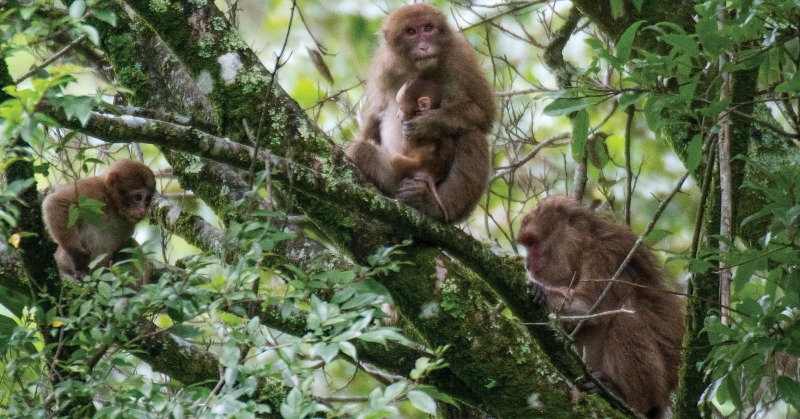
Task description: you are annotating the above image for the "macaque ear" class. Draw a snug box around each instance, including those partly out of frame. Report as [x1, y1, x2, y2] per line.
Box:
[106, 171, 118, 184]
[417, 97, 432, 111]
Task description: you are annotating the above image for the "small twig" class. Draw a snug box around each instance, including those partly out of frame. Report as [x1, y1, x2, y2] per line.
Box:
[491, 133, 570, 180]
[14, 34, 88, 84]
[691, 134, 718, 259]
[624, 106, 634, 226]
[550, 308, 635, 323]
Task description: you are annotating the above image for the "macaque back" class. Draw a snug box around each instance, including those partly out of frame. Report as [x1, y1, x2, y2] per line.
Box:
[43, 159, 155, 277]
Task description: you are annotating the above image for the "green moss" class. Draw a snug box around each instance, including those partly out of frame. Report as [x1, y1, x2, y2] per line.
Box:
[149, 0, 169, 13]
[237, 67, 269, 95]
[105, 33, 150, 102]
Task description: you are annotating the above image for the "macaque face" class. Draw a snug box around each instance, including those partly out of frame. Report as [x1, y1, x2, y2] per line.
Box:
[517, 198, 577, 285]
[384, 6, 450, 71]
[395, 79, 442, 121]
[120, 187, 154, 222]
[106, 161, 156, 223]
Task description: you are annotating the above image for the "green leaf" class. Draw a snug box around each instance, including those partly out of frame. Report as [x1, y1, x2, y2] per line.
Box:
[685, 134, 703, 172]
[571, 109, 589, 161]
[383, 381, 406, 401]
[55, 96, 94, 127]
[92, 9, 117, 26]
[777, 377, 800, 410]
[338, 341, 357, 360]
[69, 0, 86, 19]
[79, 24, 100, 45]
[167, 324, 202, 339]
[416, 384, 459, 407]
[610, 0, 623, 19]
[619, 92, 648, 108]
[732, 259, 763, 292]
[616, 21, 644, 64]
[542, 96, 594, 117]
[68, 196, 105, 227]
[407, 390, 437, 415]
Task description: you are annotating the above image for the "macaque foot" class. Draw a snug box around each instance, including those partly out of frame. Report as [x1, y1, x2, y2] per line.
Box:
[396, 174, 446, 221]
[577, 371, 622, 397]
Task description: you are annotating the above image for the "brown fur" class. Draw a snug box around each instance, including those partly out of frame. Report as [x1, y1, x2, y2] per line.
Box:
[516, 196, 684, 418]
[390, 79, 454, 220]
[43, 159, 155, 277]
[345, 4, 494, 222]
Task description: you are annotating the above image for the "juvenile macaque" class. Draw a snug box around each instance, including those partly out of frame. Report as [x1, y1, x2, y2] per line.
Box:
[346, 4, 495, 222]
[516, 196, 684, 418]
[43, 159, 156, 278]
[390, 79, 454, 220]
[394, 78, 442, 121]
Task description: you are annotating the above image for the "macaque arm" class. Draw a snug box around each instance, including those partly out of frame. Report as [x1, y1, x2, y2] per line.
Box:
[345, 140, 398, 195]
[42, 188, 90, 255]
[402, 101, 489, 140]
[390, 153, 422, 179]
[396, 130, 488, 222]
[359, 112, 383, 143]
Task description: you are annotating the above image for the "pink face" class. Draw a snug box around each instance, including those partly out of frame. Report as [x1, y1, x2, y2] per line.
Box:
[400, 22, 440, 68]
[121, 188, 153, 223]
[517, 229, 542, 276]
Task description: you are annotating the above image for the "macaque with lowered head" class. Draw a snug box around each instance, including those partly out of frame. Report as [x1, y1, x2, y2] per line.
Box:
[346, 3, 495, 222]
[43, 159, 155, 278]
[390, 79, 454, 221]
[516, 196, 684, 419]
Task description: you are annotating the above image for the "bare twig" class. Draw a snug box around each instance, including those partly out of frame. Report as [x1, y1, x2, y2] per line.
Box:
[624, 105, 634, 226]
[14, 34, 88, 84]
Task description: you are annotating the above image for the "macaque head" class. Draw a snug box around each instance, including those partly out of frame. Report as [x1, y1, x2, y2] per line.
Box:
[383, 4, 453, 71]
[104, 159, 156, 223]
[395, 79, 443, 120]
[517, 196, 591, 285]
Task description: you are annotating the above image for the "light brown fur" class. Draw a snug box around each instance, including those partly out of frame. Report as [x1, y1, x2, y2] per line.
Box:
[346, 4, 494, 222]
[43, 159, 155, 277]
[391, 79, 454, 220]
[516, 196, 684, 418]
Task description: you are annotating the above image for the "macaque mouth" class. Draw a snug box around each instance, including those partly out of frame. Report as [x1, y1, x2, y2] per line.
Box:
[416, 55, 437, 61]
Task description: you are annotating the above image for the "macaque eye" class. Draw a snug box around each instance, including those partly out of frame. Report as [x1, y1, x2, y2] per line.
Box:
[423, 24, 434, 32]
[128, 191, 145, 203]
[405, 27, 416, 36]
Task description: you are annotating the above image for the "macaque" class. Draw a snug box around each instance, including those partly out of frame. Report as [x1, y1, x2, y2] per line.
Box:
[390, 79, 454, 221]
[394, 78, 442, 121]
[516, 196, 684, 418]
[43, 159, 156, 278]
[346, 3, 495, 223]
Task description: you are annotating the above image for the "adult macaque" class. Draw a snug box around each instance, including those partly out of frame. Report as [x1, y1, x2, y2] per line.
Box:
[43, 159, 156, 278]
[390, 79, 454, 221]
[346, 3, 494, 222]
[516, 196, 684, 418]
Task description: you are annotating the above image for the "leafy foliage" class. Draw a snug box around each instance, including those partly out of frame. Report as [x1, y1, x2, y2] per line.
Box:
[701, 163, 800, 416]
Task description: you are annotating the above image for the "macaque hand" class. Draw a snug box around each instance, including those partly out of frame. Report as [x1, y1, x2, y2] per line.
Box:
[402, 109, 442, 140]
[396, 173, 444, 219]
[527, 280, 548, 305]
[527, 277, 574, 303]
[577, 371, 622, 398]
